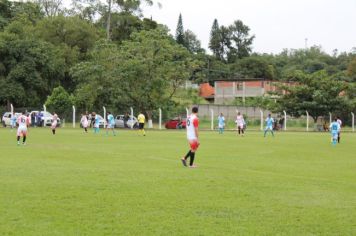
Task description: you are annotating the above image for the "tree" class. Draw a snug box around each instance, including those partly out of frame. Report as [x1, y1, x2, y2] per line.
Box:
[209, 19, 222, 60]
[35, 16, 100, 55]
[175, 13, 185, 46]
[184, 29, 204, 54]
[0, 16, 66, 107]
[0, 0, 12, 29]
[275, 70, 350, 122]
[227, 20, 255, 62]
[347, 57, 356, 81]
[97, 12, 157, 44]
[116, 28, 199, 118]
[231, 56, 276, 80]
[36, 0, 63, 17]
[70, 39, 121, 111]
[71, 28, 199, 115]
[45, 86, 74, 118]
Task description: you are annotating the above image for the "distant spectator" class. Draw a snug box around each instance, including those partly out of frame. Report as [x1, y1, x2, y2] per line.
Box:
[31, 112, 36, 127]
[323, 121, 330, 132]
[279, 117, 284, 130]
[124, 112, 129, 128]
[37, 112, 42, 127]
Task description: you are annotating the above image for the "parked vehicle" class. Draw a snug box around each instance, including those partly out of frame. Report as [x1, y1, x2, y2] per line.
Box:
[29, 111, 61, 127]
[115, 115, 138, 128]
[2, 112, 21, 127]
[165, 116, 187, 129]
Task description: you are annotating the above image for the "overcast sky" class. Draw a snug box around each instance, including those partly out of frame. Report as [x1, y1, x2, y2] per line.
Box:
[64, 0, 356, 54]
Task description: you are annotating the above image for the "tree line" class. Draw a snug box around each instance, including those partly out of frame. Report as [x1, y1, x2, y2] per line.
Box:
[0, 0, 355, 120]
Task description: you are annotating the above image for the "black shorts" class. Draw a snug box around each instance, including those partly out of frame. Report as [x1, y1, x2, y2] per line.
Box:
[139, 123, 144, 129]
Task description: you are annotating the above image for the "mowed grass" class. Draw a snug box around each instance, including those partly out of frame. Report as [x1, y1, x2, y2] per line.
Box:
[0, 127, 355, 236]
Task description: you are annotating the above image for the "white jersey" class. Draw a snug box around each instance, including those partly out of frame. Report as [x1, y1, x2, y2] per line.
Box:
[236, 115, 244, 127]
[17, 115, 29, 136]
[81, 115, 89, 127]
[17, 115, 29, 128]
[337, 119, 342, 129]
[186, 114, 199, 140]
[52, 114, 58, 125]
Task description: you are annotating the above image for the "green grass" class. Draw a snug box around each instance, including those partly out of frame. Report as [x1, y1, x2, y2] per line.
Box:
[0, 127, 355, 235]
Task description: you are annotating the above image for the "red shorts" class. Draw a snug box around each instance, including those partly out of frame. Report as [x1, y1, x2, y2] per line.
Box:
[188, 140, 199, 151]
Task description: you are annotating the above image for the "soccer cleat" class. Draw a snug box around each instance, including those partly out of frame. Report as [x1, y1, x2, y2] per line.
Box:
[17, 141, 20, 146]
[189, 165, 198, 168]
[181, 159, 187, 167]
[22, 142, 26, 146]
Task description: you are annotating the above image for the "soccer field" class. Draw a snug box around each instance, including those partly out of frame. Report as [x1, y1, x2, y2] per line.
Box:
[0, 128, 355, 235]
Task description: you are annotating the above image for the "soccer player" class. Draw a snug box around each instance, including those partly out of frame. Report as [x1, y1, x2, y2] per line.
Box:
[137, 112, 146, 136]
[181, 107, 199, 168]
[51, 113, 58, 135]
[106, 112, 116, 136]
[329, 118, 340, 146]
[336, 116, 342, 143]
[93, 112, 100, 134]
[235, 112, 245, 136]
[264, 114, 275, 137]
[217, 113, 225, 134]
[16, 111, 30, 145]
[80, 113, 89, 133]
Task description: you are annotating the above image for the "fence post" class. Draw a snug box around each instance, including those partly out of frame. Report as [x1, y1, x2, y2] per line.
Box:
[283, 110, 287, 131]
[72, 106, 76, 128]
[329, 112, 332, 124]
[352, 112, 355, 132]
[103, 106, 106, 129]
[43, 105, 46, 127]
[159, 108, 162, 130]
[186, 107, 189, 118]
[130, 107, 134, 129]
[210, 109, 214, 131]
[260, 109, 263, 131]
[306, 110, 309, 132]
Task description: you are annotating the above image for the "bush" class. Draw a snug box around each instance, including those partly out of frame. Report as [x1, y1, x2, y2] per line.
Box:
[45, 86, 74, 118]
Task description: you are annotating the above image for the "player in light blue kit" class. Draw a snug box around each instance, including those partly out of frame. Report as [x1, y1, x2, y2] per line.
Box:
[93, 112, 100, 134]
[217, 113, 225, 134]
[106, 112, 116, 136]
[329, 118, 340, 146]
[264, 114, 274, 137]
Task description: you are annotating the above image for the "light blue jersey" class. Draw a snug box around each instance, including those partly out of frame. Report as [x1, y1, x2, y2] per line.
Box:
[265, 117, 274, 128]
[218, 116, 225, 128]
[94, 115, 100, 127]
[11, 114, 17, 126]
[108, 114, 115, 125]
[330, 121, 340, 135]
[330, 121, 340, 145]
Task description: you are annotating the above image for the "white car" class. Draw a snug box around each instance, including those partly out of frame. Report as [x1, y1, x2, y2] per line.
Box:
[29, 111, 61, 127]
[2, 112, 21, 127]
[115, 115, 138, 128]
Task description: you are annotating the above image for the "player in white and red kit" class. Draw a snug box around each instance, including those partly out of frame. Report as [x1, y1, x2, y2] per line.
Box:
[51, 113, 58, 135]
[181, 107, 199, 168]
[235, 112, 245, 136]
[16, 111, 30, 145]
